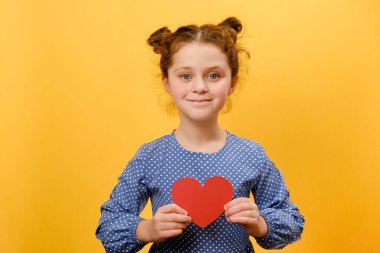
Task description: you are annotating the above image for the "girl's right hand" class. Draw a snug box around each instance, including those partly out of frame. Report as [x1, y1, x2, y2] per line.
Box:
[136, 203, 191, 243]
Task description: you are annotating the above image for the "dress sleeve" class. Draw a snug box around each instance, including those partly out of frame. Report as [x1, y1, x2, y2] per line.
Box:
[95, 147, 150, 253]
[252, 147, 305, 249]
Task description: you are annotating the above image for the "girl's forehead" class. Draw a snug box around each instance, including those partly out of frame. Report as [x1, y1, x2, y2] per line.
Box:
[174, 42, 223, 54]
[171, 42, 229, 68]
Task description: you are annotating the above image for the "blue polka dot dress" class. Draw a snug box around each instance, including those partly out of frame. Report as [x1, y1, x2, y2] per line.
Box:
[96, 130, 305, 252]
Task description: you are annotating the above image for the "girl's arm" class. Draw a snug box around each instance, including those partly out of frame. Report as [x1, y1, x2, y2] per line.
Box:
[136, 204, 191, 243]
[252, 148, 305, 249]
[95, 151, 149, 253]
[224, 197, 268, 237]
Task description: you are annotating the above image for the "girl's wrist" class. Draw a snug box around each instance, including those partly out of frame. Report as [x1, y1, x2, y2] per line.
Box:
[245, 215, 268, 238]
[256, 215, 269, 237]
[136, 219, 153, 243]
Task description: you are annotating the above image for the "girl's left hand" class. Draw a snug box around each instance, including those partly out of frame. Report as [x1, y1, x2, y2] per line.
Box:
[224, 197, 268, 238]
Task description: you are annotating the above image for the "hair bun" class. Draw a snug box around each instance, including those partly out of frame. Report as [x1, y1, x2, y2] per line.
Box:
[147, 27, 172, 54]
[218, 17, 242, 33]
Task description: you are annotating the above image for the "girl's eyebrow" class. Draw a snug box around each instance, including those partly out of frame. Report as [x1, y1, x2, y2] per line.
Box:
[173, 66, 193, 73]
[207, 66, 227, 71]
[173, 66, 227, 73]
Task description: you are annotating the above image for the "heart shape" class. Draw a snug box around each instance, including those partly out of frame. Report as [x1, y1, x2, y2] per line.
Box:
[171, 176, 233, 228]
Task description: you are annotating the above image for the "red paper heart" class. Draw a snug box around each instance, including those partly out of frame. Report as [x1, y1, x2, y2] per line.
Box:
[171, 176, 233, 228]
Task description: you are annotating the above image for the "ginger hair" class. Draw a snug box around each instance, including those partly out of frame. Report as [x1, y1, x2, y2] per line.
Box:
[147, 17, 248, 78]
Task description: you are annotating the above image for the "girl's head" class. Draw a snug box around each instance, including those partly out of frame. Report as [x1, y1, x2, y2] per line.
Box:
[147, 17, 248, 116]
[147, 17, 245, 79]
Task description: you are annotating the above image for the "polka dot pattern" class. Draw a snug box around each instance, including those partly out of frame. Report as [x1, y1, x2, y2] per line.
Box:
[96, 131, 304, 252]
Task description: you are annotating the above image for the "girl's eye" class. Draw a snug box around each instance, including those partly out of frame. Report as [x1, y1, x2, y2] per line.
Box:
[209, 73, 220, 80]
[180, 74, 191, 80]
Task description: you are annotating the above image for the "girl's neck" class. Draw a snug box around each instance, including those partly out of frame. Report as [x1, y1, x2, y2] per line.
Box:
[174, 117, 227, 153]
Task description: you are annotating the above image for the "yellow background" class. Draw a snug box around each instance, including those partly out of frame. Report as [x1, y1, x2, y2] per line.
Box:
[1, 0, 379, 252]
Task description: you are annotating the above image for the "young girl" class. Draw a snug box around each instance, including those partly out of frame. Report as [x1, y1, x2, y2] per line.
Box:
[96, 17, 304, 252]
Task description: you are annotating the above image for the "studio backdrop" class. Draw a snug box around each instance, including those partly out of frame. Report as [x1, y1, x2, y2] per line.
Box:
[0, 1, 379, 252]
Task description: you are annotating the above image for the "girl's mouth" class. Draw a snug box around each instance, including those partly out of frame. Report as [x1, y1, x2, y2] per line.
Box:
[188, 99, 212, 102]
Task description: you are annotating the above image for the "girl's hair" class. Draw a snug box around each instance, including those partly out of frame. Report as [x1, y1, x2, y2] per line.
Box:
[147, 17, 248, 78]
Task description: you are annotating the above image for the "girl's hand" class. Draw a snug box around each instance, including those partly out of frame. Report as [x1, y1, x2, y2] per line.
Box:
[136, 203, 191, 243]
[224, 197, 268, 238]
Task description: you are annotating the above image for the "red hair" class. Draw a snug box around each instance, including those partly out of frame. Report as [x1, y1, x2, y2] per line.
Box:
[147, 17, 249, 78]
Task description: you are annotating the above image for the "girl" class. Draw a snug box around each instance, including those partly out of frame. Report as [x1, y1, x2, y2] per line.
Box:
[96, 17, 305, 252]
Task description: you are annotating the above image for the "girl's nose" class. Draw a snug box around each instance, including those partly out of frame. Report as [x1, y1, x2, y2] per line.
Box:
[192, 77, 208, 93]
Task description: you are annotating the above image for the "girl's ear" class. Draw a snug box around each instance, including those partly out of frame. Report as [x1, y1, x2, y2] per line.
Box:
[228, 76, 238, 96]
[162, 77, 171, 94]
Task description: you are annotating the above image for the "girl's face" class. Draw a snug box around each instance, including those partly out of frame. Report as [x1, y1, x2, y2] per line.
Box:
[163, 42, 237, 123]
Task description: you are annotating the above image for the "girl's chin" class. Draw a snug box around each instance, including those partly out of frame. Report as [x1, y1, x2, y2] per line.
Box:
[180, 112, 220, 123]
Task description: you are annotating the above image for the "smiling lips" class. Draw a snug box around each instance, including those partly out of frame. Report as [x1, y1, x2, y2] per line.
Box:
[188, 99, 212, 102]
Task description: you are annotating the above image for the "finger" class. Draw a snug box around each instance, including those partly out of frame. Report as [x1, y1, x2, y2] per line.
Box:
[159, 213, 191, 223]
[159, 204, 188, 215]
[225, 202, 255, 217]
[228, 216, 259, 225]
[227, 210, 257, 220]
[159, 221, 188, 231]
[159, 229, 184, 239]
[224, 197, 251, 210]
